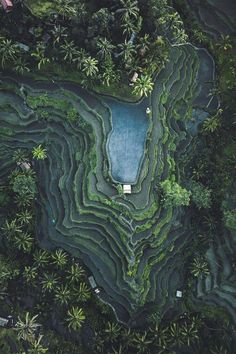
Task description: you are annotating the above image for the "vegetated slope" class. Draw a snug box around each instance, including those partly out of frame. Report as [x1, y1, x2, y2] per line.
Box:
[0, 43, 219, 324]
[185, 0, 236, 38]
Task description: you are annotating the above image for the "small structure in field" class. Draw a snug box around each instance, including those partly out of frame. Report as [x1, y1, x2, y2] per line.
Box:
[123, 185, 131, 194]
[146, 107, 151, 115]
[130, 72, 138, 83]
[176, 290, 183, 298]
[1, 0, 13, 12]
[17, 161, 31, 171]
[0, 316, 13, 328]
[88, 276, 100, 294]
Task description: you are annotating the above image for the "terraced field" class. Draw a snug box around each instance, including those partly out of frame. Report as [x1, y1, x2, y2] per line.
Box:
[186, 0, 236, 38]
[0, 43, 228, 324]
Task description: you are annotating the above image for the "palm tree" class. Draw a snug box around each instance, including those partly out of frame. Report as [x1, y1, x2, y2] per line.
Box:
[51, 249, 67, 268]
[74, 282, 91, 302]
[121, 18, 136, 37]
[116, 0, 139, 21]
[132, 74, 154, 97]
[97, 38, 115, 60]
[104, 322, 121, 343]
[55, 284, 71, 306]
[202, 112, 222, 133]
[193, 29, 208, 44]
[0, 37, 19, 68]
[210, 345, 228, 354]
[57, 0, 77, 20]
[15, 192, 34, 208]
[101, 66, 117, 87]
[31, 43, 50, 70]
[15, 312, 39, 342]
[82, 56, 99, 77]
[180, 322, 199, 347]
[14, 58, 30, 75]
[41, 272, 58, 293]
[33, 250, 50, 268]
[190, 256, 210, 278]
[60, 40, 77, 63]
[121, 327, 135, 348]
[131, 331, 152, 353]
[17, 209, 33, 225]
[109, 345, 126, 354]
[150, 325, 169, 349]
[28, 334, 48, 354]
[12, 149, 28, 164]
[2, 219, 21, 237]
[66, 263, 85, 283]
[51, 25, 67, 45]
[137, 34, 150, 56]
[168, 322, 183, 347]
[32, 145, 47, 160]
[216, 35, 233, 51]
[118, 39, 135, 62]
[23, 266, 38, 284]
[66, 306, 85, 331]
[14, 232, 34, 253]
[73, 48, 86, 69]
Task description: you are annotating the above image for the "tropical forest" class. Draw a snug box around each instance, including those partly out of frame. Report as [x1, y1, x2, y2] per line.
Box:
[0, 0, 236, 353]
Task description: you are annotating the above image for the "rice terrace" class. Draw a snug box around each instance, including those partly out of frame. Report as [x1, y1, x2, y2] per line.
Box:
[0, 0, 235, 353]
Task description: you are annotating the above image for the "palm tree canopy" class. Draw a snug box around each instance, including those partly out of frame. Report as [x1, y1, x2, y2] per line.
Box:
[132, 74, 154, 97]
[82, 56, 99, 77]
[97, 38, 115, 59]
[117, 0, 139, 21]
[66, 306, 85, 331]
[15, 312, 39, 342]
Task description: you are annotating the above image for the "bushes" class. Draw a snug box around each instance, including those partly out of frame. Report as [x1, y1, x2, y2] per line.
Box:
[189, 181, 212, 209]
[160, 179, 191, 208]
[223, 210, 236, 230]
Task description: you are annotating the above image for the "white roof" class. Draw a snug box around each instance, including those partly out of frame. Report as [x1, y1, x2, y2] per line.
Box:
[123, 185, 131, 194]
[176, 290, 183, 298]
[88, 276, 97, 288]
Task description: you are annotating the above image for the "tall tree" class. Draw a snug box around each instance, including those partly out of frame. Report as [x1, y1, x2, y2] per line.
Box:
[0, 37, 19, 68]
[116, 0, 139, 21]
[60, 40, 77, 63]
[104, 322, 121, 342]
[51, 249, 67, 268]
[66, 307, 85, 331]
[132, 74, 154, 97]
[15, 312, 39, 342]
[97, 38, 115, 60]
[31, 43, 50, 70]
[41, 272, 59, 293]
[118, 40, 135, 62]
[55, 284, 71, 306]
[14, 58, 30, 75]
[82, 56, 99, 77]
[51, 25, 67, 45]
[32, 145, 47, 160]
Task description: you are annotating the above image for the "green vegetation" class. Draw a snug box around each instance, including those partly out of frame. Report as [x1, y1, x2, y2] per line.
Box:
[189, 180, 212, 209]
[0, 0, 235, 353]
[160, 179, 191, 208]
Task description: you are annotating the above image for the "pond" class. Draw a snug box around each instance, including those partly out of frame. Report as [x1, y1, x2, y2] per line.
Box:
[104, 96, 149, 184]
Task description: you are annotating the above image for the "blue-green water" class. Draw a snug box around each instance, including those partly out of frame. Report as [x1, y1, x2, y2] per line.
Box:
[104, 97, 149, 184]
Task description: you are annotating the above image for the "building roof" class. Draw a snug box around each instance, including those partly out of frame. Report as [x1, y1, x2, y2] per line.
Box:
[88, 276, 97, 288]
[0, 317, 9, 327]
[131, 72, 138, 83]
[1, 0, 13, 11]
[123, 185, 131, 194]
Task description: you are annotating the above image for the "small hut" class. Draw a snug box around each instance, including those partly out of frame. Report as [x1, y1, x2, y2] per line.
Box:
[1, 0, 13, 12]
[130, 72, 138, 83]
[123, 185, 131, 194]
[0, 316, 13, 328]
